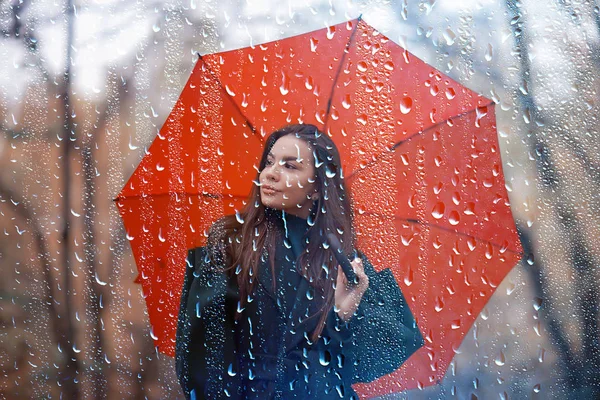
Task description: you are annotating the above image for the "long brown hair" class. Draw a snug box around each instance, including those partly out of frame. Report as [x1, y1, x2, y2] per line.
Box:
[208, 124, 355, 341]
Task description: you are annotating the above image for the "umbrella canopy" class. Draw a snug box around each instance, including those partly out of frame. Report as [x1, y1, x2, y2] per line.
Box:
[115, 18, 522, 397]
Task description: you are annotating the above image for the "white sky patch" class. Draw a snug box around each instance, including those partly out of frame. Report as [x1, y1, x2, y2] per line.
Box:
[0, 0, 587, 114]
[436, 0, 494, 12]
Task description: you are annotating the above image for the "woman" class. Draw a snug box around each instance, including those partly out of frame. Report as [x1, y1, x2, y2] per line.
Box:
[176, 124, 423, 399]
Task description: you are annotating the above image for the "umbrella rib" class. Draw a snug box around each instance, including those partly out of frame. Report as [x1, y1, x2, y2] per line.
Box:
[345, 101, 495, 182]
[322, 15, 363, 131]
[196, 53, 264, 144]
[359, 211, 524, 256]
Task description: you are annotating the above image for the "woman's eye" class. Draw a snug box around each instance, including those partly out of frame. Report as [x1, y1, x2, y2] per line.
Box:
[265, 159, 273, 166]
[285, 163, 296, 170]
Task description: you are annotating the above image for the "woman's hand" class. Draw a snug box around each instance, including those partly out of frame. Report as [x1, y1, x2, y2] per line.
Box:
[334, 257, 369, 322]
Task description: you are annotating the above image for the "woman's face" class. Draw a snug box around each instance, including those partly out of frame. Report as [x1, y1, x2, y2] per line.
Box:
[259, 135, 318, 219]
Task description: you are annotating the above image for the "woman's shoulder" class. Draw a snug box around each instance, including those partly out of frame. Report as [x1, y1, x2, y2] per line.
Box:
[201, 215, 241, 265]
[207, 216, 229, 243]
[206, 215, 239, 247]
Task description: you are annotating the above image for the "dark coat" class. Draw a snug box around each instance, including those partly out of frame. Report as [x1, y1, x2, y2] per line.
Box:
[175, 219, 423, 399]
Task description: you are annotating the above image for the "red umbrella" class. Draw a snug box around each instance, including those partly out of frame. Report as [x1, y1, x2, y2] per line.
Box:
[115, 18, 522, 397]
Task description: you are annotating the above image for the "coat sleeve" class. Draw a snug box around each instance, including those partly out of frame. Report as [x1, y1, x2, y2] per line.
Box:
[348, 253, 424, 384]
[175, 247, 243, 400]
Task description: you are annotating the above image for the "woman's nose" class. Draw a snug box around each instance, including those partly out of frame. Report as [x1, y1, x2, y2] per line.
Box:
[264, 164, 280, 181]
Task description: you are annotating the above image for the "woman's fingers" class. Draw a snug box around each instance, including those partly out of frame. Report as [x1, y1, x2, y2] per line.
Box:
[337, 265, 348, 286]
[351, 258, 364, 274]
[350, 258, 369, 289]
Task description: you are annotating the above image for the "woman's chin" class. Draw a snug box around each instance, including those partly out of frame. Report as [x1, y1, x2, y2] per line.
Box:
[260, 197, 281, 210]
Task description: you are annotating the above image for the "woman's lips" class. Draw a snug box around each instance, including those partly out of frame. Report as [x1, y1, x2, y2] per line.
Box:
[261, 186, 279, 195]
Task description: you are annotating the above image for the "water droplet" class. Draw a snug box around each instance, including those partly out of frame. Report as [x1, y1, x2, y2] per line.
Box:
[404, 267, 413, 286]
[325, 165, 336, 178]
[326, 26, 336, 39]
[431, 202, 445, 219]
[480, 307, 489, 320]
[464, 202, 475, 215]
[506, 281, 516, 295]
[401, 233, 413, 246]
[279, 72, 290, 96]
[228, 363, 237, 376]
[128, 137, 138, 150]
[319, 350, 331, 366]
[533, 297, 543, 311]
[383, 61, 394, 71]
[236, 211, 245, 224]
[357, 61, 368, 72]
[305, 287, 315, 301]
[537, 347, 545, 363]
[304, 76, 314, 90]
[533, 383, 541, 393]
[95, 272, 107, 286]
[310, 37, 318, 52]
[533, 321, 541, 336]
[448, 210, 460, 225]
[485, 243, 493, 259]
[526, 253, 534, 265]
[451, 319, 461, 329]
[519, 79, 529, 95]
[225, 84, 236, 97]
[467, 237, 476, 251]
[342, 94, 351, 109]
[400, 153, 409, 166]
[400, 97, 413, 114]
[423, 0, 436, 14]
[484, 43, 493, 61]
[475, 106, 488, 127]
[443, 29, 456, 45]
[446, 284, 456, 295]
[494, 351, 505, 366]
[434, 296, 444, 312]
[452, 192, 461, 205]
[408, 193, 416, 208]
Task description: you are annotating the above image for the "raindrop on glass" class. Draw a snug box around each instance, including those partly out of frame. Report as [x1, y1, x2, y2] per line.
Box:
[494, 350, 506, 366]
[400, 97, 413, 114]
[431, 202, 445, 219]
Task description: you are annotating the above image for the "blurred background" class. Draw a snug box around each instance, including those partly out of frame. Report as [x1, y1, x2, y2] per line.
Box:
[1, 0, 599, 398]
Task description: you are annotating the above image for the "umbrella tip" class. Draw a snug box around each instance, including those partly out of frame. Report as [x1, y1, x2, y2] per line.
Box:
[357, 13, 363, 21]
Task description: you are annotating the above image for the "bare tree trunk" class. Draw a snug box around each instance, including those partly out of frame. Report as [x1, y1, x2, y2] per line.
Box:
[60, 0, 80, 397]
[82, 144, 107, 399]
[81, 89, 116, 399]
[0, 183, 67, 393]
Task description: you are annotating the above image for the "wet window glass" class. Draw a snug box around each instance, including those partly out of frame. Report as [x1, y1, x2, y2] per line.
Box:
[2, 0, 598, 398]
